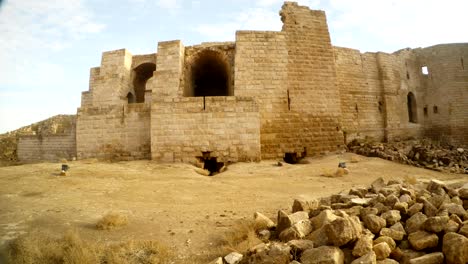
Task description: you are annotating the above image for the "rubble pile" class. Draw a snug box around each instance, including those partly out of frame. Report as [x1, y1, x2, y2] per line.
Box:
[348, 139, 468, 174]
[210, 178, 468, 264]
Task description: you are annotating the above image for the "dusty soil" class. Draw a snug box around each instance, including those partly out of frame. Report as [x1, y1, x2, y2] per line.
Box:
[0, 153, 466, 263]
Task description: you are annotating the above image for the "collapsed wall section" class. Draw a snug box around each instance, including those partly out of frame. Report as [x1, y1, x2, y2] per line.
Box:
[18, 121, 76, 162]
[416, 44, 468, 146]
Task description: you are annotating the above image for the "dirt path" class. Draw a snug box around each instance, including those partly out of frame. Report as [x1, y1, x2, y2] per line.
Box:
[0, 153, 465, 263]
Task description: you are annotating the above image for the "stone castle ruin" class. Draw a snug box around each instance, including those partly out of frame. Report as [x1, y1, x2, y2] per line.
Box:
[15, 2, 468, 163]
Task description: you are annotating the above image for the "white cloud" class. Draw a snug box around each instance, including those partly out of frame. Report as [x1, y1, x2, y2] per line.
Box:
[0, 0, 105, 86]
[157, 0, 182, 10]
[193, 8, 282, 41]
[326, 0, 468, 51]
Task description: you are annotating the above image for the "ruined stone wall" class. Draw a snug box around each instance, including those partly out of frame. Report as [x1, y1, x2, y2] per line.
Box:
[280, 2, 344, 154]
[334, 47, 386, 143]
[76, 104, 150, 160]
[416, 44, 468, 147]
[334, 47, 426, 143]
[234, 31, 289, 159]
[17, 125, 76, 162]
[81, 49, 133, 107]
[151, 97, 260, 163]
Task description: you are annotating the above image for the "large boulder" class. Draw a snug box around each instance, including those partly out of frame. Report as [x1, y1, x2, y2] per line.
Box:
[325, 215, 362, 246]
[442, 232, 468, 264]
[301, 246, 344, 264]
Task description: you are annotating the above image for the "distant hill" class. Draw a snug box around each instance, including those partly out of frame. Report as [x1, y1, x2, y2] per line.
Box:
[0, 115, 76, 165]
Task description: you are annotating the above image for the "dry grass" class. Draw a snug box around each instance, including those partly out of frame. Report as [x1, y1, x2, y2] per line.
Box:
[217, 219, 262, 256]
[403, 174, 418, 185]
[1, 229, 172, 264]
[96, 212, 128, 230]
[321, 168, 346, 177]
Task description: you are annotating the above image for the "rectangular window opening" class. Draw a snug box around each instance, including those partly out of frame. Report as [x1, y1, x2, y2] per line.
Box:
[433, 105, 438, 114]
[421, 66, 429, 75]
[423, 106, 428, 117]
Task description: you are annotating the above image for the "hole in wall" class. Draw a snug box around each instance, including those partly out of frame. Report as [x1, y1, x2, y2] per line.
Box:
[283, 148, 307, 164]
[421, 66, 429, 75]
[407, 92, 418, 123]
[378, 101, 383, 113]
[433, 105, 438, 114]
[462, 58, 465, 70]
[132, 63, 156, 103]
[198, 151, 225, 176]
[406, 71, 410, 80]
[287, 89, 291, 110]
[424, 106, 428, 117]
[355, 103, 359, 113]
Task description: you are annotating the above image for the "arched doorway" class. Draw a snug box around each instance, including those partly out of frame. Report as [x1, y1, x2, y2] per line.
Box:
[127, 92, 135, 104]
[132, 63, 156, 103]
[186, 50, 231, 97]
[407, 92, 417, 123]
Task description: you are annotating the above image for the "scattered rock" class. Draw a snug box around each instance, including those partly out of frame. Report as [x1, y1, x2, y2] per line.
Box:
[224, 252, 243, 264]
[408, 252, 444, 264]
[350, 251, 376, 264]
[254, 212, 276, 230]
[301, 246, 344, 264]
[373, 242, 391, 260]
[408, 231, 438, 250]
[443, 232, 468, 264]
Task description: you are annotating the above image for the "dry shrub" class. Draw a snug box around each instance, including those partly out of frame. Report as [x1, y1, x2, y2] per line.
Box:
[96, 212, 128, 230]
[2, 230, 172, 264]
[321, 168, 345, 177]
[218, 219, 262, 255]
[350, 155, 360, 163]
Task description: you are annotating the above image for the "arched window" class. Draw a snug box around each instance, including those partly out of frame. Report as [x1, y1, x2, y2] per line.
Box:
[407, 92, 417, 123]
[132, 63, 156, 103]
[127, 92, 135, 104]
[185, 50, 231, 97]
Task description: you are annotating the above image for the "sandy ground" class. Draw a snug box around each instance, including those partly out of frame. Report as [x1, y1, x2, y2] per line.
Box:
[0, 153, 466, 263]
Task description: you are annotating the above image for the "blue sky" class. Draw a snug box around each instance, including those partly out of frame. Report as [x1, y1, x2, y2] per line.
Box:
[0, 0, 467, 133]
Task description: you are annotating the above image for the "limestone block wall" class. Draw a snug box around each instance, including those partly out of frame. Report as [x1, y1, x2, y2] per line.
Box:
[151, 97, 260, 163]
[334, 47, 386, 142]
[81, 49, 133, 107]
[416, 44, 468, 146]
[280, 2, 344, 154]
[18, 128, 76, 163]
[76, 103, 150, 160]
[234, 30, 290, 159]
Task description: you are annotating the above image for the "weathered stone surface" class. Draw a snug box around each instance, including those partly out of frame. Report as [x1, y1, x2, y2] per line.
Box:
[408, 231, 438, 250]
[254, 212, 276, 230]
[443, 232, 468, 264]
[292, 198, 319, 213]
[427, 179, 446, 193]
[306, 225, 329, 247]
[246, 242, 291, 264]
[325, 216, 362, 246]
[224, 252, 243, 264]
[371, 178, 386, 193]
[441, 203, 467, 218]
[311, 209, 337, 230]
[407, 203, 423, 216]
[280, 219, 313, 241]
[408, 252, 444, 264]
[445, 220, 460, 233]
[353, 234, 374, 257]
[277, 210, 309, 234]
[459, 222, 468, 236]
[423, 200, 438, 217]
[423, 216, 449, 233]
[373, 236, 396, 251]
[258, 229, 271, 241]
[406, 212, 427, 233]
[393, 202, 408, 214]
[301, 246, 344, 264]
[459, 188, 468, 199]
[381, 210, 401, 226]
[399, 249, 424, 264]
[350, 251, 376, 264]
[287, 239, 314, 253]
[373, 242, 391, 260]
[363, 214, 386, 234]
[379, 228, 404, 241]
[376, 259, 399, 264]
